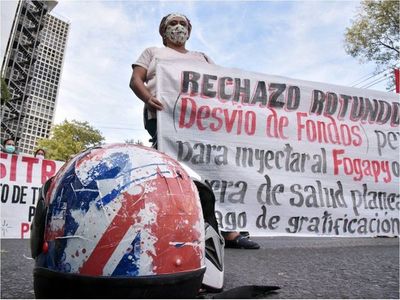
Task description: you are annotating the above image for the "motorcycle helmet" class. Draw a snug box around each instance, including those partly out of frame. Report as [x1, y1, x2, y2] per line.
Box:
[31, 144, 208, 298]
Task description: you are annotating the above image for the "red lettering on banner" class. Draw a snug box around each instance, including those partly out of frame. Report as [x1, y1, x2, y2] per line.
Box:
[42, 160, 57, 184]
[265, 108, 289, 139]
[332, 149, 392, 183]
[0, 154, 20, 182]
[297, 112, 362, 147]
[210, 107, 223, 131]
[21, 222, 30, 239]
[10, 155, 18, 182]
[178, 97, 256, 135]
[1, 154, 60, 183]
[0, 153, 6, 179]
[197, 105, 210, 130]
[395, 68, 399, 94]
[21, 156, 39, 183]
[179, 97, 196, 128]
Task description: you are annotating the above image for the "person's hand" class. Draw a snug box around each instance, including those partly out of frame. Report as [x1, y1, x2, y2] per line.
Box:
[146, 96, 164, 112]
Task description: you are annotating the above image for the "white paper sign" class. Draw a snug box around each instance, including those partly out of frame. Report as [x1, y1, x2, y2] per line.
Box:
[0, 153, 64, 238]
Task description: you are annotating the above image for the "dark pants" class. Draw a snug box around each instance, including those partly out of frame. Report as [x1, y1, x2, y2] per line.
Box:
[145, 119, 157, 149]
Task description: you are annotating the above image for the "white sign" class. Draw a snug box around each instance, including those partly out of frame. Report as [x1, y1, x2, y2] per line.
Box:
[0, 153, 64, 238]
[157, 59, 400, 237]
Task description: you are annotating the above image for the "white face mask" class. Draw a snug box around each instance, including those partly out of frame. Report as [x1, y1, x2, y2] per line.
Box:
[165, 24, 189, 45]
[36, 154, 45, 160]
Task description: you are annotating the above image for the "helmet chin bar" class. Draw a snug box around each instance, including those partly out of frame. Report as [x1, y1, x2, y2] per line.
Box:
[202, 223, 225, 292]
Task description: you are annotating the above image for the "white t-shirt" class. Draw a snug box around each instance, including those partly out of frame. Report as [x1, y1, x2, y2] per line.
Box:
[133, 46, 214, 122]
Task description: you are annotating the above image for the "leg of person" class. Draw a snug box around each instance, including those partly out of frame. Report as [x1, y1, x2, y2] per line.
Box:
[145, 119, 158, 149]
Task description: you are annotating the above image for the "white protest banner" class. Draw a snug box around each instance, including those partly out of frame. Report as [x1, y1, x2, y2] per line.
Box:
[157, 59, 399, 237]
[0, 153, 64, 239]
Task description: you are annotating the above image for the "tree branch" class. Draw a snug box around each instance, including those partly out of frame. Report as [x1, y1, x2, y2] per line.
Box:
[378, 40, 400, 54]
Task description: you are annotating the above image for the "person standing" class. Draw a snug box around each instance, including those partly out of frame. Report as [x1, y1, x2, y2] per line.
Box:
[34, 148, 46, 159]
[1, 138, 19, 154]
[129, 13, 259, 249]
[130, 13, 213, 148]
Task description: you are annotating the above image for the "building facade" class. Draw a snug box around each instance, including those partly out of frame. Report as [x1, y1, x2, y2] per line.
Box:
[1, 0, 69, 155]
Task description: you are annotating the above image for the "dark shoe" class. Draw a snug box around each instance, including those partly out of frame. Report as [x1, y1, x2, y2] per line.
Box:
[225, 235, 260, 249]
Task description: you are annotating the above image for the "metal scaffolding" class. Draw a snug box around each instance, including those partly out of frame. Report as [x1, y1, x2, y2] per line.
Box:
[1, 0, 56, 145]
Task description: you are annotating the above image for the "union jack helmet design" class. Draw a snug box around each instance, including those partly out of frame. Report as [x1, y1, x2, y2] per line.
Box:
[31, 144, 206, 298]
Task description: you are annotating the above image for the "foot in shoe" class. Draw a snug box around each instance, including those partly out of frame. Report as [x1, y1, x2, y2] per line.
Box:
[225, 235, 260, 249]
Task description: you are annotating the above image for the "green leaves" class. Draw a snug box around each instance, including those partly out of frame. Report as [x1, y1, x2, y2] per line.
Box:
[344, 0, 399, 89]
[37, 120, 105, 161]
[1, 77, 11, 105]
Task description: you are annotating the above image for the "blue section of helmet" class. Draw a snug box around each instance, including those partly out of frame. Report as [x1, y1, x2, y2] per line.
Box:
[46, 163, 76, 238]
[85, 152, 129, 182]
[48, 152, 133, 238]
[77, 152, 130, 208]
[80, 153, 131, 190]
[97, 188, 121, 208]
[111, 232, 141, 276]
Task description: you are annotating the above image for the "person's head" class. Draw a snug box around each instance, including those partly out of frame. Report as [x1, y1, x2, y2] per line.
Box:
[3, 138, 16, 154]
[34, 148, 46, 159]
[159, 13, 192, 47]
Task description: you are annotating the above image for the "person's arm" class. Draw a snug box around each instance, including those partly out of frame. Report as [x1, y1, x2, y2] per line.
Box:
[129, 66, 163, 111]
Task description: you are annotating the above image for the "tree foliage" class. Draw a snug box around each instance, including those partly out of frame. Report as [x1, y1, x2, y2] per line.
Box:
[344, 0, 399, 89]
[1, 77, 11, 105]
[37, 120, 105, 161]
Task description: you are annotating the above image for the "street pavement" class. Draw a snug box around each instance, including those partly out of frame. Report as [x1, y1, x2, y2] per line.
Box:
[1, 237, 399, 299]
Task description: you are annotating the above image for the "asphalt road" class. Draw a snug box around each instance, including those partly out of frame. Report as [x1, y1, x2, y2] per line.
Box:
[1, 237, 399, 299]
